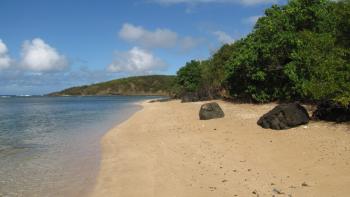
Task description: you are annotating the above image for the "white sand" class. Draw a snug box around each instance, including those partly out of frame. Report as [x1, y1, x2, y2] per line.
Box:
[91, 100, 350, 197]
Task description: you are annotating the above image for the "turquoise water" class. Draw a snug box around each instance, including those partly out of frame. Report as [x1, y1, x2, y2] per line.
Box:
[0, 96, 158, 197]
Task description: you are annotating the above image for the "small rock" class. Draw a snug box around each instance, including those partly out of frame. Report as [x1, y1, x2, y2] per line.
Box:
[301, 182, 309, 187]
[252, 190, 259, 196]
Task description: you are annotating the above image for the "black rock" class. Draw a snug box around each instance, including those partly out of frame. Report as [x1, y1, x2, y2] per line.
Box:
[199, 102, 225, 120]
[312, 100, 350, 122]
[181, 92, 200, 103]
[257, 103, 309, 130]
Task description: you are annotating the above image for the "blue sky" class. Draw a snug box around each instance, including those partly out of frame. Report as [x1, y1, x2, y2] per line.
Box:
[0, 0, 286, 95]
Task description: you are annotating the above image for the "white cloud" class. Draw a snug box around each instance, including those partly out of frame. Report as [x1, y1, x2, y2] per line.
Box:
[213, 31, 234, 44]
[119, 23, 178, 48]
[152, 0, 278, 6]
[20, 38, 68, 72]
[107, 47, 167, 74]
[0, 39, 12, 70]
[242, 15, 262, 25]
[119, 23, 200, 50]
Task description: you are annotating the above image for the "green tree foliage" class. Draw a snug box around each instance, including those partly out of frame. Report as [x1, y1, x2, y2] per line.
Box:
[175, 60, 202, 94]
[175, 0, 350, 105]
[208, 44, 238, 92]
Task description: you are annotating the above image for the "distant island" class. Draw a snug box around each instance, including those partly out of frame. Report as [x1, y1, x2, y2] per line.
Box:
[49, 75, 175, 96]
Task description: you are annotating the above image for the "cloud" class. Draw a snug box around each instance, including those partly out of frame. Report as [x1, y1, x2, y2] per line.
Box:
[20, 38, 68, 72]
[213, 31, 234, 44]
[0, 39, 12, 70]
[119, 23, 200, 50]
[152, 0, 278, 6]
[242, 15, 262, 25]
[107, 47, 167, 74]
[119, 23, 178, 48]
[0, 38, 116, 95]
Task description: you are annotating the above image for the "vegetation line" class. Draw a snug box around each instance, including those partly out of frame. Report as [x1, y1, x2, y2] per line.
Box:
[173, 0, 350, 105]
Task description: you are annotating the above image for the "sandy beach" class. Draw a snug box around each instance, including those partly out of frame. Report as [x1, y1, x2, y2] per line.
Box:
[91, 100, 350, 197]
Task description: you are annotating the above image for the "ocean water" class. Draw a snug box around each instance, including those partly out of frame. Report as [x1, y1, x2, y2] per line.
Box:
[0, 96, 158, 197]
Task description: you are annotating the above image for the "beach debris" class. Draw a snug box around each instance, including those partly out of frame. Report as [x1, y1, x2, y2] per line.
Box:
[209, 186, 217, 191]
[272, 188, 285, 195]
[199, 102, 225, 120]
[312, 100, 350, 122]
[301, 182, 309, 187]
[252, 189, 259, 196]
[257, 103, 309, 130]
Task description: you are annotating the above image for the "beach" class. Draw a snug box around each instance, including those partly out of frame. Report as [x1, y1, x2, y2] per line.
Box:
[91, 100, 350, 197]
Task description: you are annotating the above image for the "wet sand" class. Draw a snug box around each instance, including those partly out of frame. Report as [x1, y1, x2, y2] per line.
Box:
[91, 100, 350, 197]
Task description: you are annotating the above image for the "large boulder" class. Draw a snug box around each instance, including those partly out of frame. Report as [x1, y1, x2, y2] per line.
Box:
[312, 100, 350, 122]
[257, 103, 309, 130]
[199, 102, 225, 120]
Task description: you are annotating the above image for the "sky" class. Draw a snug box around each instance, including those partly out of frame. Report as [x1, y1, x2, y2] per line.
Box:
[0, 0, 287, 95]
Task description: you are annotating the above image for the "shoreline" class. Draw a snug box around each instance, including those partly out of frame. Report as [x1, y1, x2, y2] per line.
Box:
[91, 100, 350, 197]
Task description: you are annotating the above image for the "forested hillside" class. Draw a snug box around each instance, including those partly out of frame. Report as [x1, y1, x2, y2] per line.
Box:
[174, 0, 350, 105]
[49, 75, 175, 96]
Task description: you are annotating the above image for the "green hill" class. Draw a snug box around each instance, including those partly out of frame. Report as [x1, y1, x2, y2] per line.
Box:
[49, 75, 176, 96]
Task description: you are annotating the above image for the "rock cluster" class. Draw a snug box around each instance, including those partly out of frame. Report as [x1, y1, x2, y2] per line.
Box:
[180, 92, 216, 103]
[181, 92, 200, 103]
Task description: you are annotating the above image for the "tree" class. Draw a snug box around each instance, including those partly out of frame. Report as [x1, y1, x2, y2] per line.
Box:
[175, 60, 202, 94]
